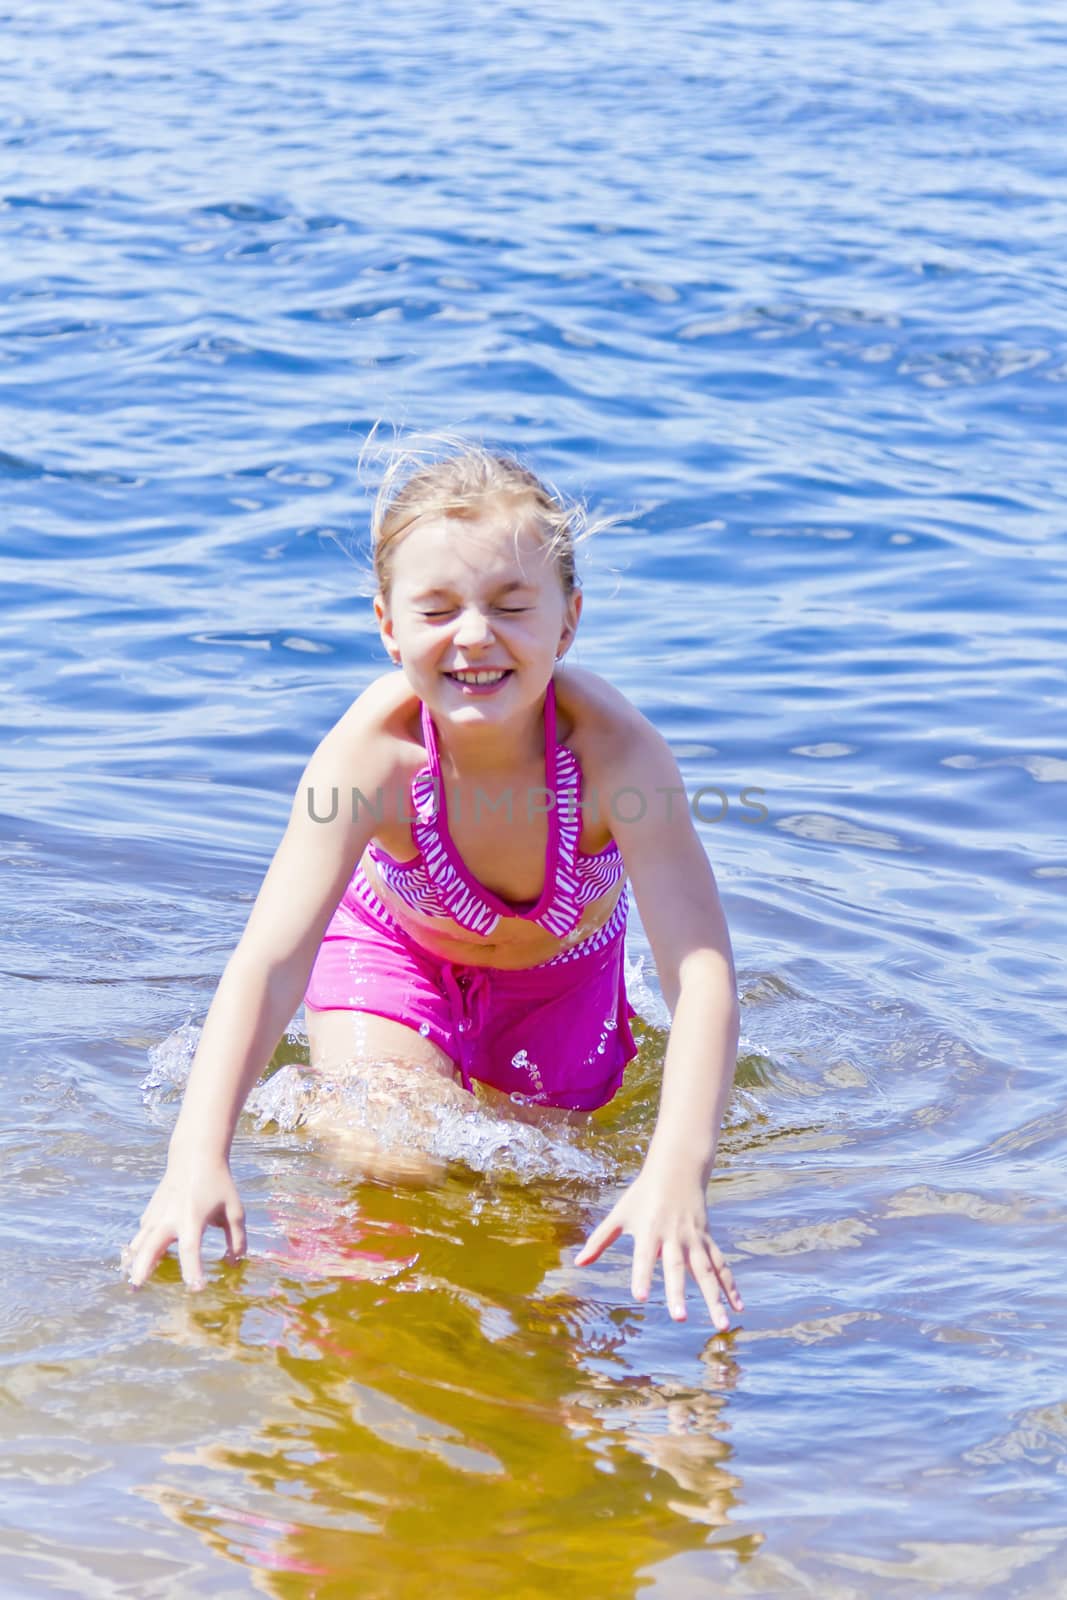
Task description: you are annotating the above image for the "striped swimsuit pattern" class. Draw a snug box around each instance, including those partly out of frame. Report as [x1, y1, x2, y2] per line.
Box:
[359, 678, 625, 940]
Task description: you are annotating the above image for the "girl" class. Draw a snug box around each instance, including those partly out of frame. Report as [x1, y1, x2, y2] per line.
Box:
[125, 443, 744, 1329]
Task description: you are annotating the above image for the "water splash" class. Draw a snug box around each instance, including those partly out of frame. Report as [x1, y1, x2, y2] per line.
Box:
[252, 1063, 611, 1183]
[141, 1023, 611, 1183]
[140, 1020, 204, 1101]
[624, 946, 671, 1030]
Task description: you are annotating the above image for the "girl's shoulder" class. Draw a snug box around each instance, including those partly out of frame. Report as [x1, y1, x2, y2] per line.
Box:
[312, 671, 427, 788]
[337, 669, 423, 738]
[554, 665, 650, 775]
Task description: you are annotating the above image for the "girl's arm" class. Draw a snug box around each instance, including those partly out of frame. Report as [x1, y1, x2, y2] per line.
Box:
[125, 688, 403, 1290]
[573, 701, 744, 1329]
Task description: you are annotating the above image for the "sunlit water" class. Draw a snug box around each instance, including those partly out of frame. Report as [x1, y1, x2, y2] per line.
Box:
[2, 1, 1066, 1594]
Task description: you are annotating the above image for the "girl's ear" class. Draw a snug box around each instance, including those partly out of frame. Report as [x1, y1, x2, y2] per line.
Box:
[558, 589, 582, 656]
[374, 593, 401, 664]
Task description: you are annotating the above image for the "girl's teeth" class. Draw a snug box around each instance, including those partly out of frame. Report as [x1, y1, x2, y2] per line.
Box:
[451, 670, 507, 683]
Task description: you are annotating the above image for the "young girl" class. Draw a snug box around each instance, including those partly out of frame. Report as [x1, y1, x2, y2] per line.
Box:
[124, 444, 744, 1329]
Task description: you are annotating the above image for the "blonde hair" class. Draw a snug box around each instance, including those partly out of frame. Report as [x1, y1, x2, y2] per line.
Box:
[360, 426, 611, 601]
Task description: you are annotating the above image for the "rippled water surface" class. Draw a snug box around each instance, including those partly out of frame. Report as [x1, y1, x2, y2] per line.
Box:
[3, 1, 1066, 1594]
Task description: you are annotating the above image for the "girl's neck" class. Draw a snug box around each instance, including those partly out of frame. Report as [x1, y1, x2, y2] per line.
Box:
[432, 699, 546, 782]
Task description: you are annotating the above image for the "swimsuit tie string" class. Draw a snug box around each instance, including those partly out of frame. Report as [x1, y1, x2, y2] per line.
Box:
[439, 964, 492, 1092]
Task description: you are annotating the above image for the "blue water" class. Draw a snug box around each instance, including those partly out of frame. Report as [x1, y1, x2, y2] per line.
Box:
[3, 3, 1066, 1594]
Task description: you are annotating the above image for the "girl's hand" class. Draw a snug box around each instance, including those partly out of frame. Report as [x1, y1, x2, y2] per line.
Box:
[573, 1164, 743, 1330]
[123, 1153, 246, 1291]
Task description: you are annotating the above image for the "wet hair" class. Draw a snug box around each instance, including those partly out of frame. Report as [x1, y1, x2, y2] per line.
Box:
[361, 427, 607, 602]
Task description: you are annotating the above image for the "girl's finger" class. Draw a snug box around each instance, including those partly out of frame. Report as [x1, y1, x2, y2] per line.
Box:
[630, 1232, 660, 1304]
[573, 1216, 622, 1267]
[222, 1201, 247, 1263]
[177, 1226, 206, 1292]
[661, 1241, 688, 1322]
[689, 1246, 731, 1331]
[126, 1226, 173, 1289]
[128, 1216, 161, 1258]
[724, 1273, 744, 1312]
[706, 1238, 745, 1311]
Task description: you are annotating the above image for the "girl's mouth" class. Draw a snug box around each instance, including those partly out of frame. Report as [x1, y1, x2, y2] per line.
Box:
[444, 669, 513, 694]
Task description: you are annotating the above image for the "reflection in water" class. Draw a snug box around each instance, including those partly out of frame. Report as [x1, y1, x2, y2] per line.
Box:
[132, 973, 955, 1589]
[136, 1148, 751, 1592]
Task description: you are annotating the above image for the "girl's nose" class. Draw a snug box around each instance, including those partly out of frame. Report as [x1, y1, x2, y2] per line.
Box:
[452, 607, 495, 647]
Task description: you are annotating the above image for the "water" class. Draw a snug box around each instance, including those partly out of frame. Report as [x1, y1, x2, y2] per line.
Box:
[3, 1, 1066, 1593]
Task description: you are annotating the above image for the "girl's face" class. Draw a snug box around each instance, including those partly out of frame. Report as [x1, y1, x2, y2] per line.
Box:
[374, 503, 581, 724]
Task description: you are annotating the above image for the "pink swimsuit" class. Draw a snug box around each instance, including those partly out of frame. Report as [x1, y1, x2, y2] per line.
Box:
[303, 680, 638, 1110]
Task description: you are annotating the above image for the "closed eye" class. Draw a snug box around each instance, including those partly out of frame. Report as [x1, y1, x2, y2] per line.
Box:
[419, 606, 530, 617]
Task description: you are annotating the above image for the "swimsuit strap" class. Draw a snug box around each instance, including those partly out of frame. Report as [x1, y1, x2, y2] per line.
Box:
[419, 698, 442, 784]
[543, 673, 558, 755]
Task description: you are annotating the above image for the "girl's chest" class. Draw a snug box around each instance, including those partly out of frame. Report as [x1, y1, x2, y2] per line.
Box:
[375, 759, 611, 907]
[454, 771, 557, 905]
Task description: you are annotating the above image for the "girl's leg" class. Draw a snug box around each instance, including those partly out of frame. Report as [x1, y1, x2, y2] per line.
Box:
[305, 1004, 460, 1081]
[301, 1005, 468, 1182]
